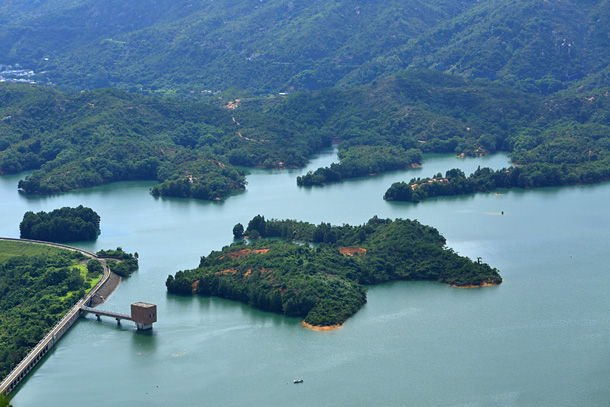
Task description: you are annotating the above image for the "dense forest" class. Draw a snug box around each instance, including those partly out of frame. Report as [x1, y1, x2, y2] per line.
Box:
[297, 146, 422, 186]
[0, 1, 609, 202]
[0, 240, 102, 380]
[0, 83, 328, 199]
[384, 160, 610, 202]
[19, 206, 100, 242]
[166, 216, 501, 327]
[1, 0, 609, 95]
[281, 70, 610, 191]
[3, 67, 610, 199]
[96, 247, 139, 277]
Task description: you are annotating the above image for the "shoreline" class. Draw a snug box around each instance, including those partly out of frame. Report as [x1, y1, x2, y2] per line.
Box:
[0, 242, 123, 395]
[451, 281, 499, 288]
[301, 321, 342, 331]
[89, 269, 121, 306]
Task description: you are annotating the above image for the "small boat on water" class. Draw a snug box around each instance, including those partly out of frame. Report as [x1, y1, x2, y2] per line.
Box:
[293, 379, 303, 384]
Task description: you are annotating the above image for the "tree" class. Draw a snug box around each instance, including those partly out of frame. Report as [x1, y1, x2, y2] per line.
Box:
[233, 223, 244, 238]
[246, 215, 266, 236]
[87, 259, 104, 275]
[0, 394, 13, 407]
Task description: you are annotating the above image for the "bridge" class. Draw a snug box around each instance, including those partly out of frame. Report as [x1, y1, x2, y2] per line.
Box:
[81, 302, 157, 330]
[81, 306, 132, 322]
[0, 238, 155, 396]
[0, 287, 93, 396]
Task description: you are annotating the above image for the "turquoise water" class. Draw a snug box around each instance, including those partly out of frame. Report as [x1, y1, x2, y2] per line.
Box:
[3, 149, 610, 406]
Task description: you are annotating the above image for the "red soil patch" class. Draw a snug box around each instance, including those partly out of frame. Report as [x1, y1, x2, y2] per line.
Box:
[220, 248, 270, 260]
[411, 178, 449, 190]
[340, 247, 367, 256]
[243, 268, 271, 277]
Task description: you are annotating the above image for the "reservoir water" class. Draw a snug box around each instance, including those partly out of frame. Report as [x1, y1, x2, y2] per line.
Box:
[2, 149, 610, 406]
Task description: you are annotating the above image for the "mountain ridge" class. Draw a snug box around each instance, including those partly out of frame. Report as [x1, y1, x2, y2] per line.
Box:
[4, 0, 607, 95]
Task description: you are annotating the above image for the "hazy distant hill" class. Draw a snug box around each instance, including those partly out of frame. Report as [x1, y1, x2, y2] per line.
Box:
[1, 0, 608, 95]
[405, 0, 610, 92]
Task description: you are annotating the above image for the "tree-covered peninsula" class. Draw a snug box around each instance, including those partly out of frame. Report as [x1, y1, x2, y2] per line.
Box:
[96, 247, 139, 277]
[0, 83, 325, 200]
[166, 216, 501, 327]
[384, 160, 610, 203]
[297, 146, 422, 186]
[283, 71, 610, 193]
[19, 206, 100, 242]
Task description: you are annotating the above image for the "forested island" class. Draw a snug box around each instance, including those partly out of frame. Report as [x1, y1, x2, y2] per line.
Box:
[19, 206, 100, 242]
[166, 216, 501, 327]
[0, 240, 102, 380]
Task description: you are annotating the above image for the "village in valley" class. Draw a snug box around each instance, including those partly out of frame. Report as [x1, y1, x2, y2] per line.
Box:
[0, 63, 43, 85]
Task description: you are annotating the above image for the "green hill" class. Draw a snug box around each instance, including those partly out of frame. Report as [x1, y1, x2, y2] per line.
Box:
[3, 67, 609, 199]
[3, 0, 608, 95]
[398, 0, 610, 93]
[272, 71, 610, 190]
[0, 0, 468, 94]
[1, 0, 610, 199]
[0, 82, 327, 198]
[166, 216, 501, 327]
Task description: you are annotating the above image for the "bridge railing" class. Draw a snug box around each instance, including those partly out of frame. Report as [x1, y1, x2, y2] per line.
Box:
[81, 306, 132, 321]
[0, 239, 112, 395]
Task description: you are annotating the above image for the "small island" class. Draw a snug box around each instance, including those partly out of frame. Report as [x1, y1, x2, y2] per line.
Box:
[19, 206, 100, 242]
[166, 216, 501, 328]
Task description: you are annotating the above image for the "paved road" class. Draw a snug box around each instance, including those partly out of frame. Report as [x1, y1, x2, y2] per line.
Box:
[0, 238, 114, 395]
